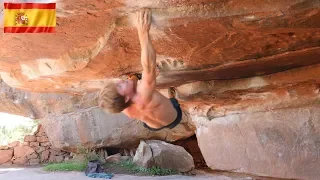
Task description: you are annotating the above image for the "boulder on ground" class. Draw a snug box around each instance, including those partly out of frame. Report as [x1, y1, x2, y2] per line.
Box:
[133, 140, 194, 172]
[105, 153, 121, 163]
[133, 141, 154, 168]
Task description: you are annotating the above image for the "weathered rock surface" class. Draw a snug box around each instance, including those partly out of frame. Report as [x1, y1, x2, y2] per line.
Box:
[14, 146, 35, 159]
[22, 142, 30, 146]
[24, 135, 37, 142]
[29, 158, 40, 166]
[0, 79, 195, 150]
[0, 150, 13, 164]
[8, 141, 20, 148]
[0, 0, 319, 93]
[50, 155, 64, 163]
[27, 153, 38, 160]
[40, 150, 50, 162]
[12, 157, 28, 165]
[195, 106, 320, 180]
[30, 142, 40, 147]
[0, 0, 320, 179]
[41, 107, 195, 151]
[133, 141, 154, 168]
[0, 146, 9, 150]
[105, 153, 122, 163]
[133, 140, 195, 172]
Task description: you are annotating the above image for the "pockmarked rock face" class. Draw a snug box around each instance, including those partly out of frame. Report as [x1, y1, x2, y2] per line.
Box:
[0, 0, 319, 93]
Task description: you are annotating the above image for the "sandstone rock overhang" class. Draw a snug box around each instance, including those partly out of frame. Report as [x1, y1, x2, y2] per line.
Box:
[0, 0, 319, 94]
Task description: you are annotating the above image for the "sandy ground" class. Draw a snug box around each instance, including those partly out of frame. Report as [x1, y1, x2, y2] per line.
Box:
[0, 167, 253, 180]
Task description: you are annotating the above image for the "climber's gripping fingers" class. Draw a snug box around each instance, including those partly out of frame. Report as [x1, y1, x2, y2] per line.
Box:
[135, 8, 151, 36]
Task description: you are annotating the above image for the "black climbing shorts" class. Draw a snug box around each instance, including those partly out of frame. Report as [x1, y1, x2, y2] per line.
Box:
[143, 98, 183, 131]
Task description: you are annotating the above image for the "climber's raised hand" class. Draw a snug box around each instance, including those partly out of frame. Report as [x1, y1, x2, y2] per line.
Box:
[135, 8, 151, 35]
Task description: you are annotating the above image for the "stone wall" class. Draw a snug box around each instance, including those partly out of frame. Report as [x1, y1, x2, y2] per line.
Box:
[0, 124, 71, 165]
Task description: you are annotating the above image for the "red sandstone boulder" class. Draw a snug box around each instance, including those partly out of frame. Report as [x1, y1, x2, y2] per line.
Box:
[0, 150, 13, 164]
[12, 157, 27, 165]
[22, 142, 30, 146]
[24, 135, 37, 142]
[14, 146, 35, 158]
[8, 141, 20, 148]
[30, 142, 40, 147]
[27, 153, 38, 160]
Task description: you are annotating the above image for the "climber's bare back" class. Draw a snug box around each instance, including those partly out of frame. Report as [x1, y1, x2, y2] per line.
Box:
[122, 9, 177, 129]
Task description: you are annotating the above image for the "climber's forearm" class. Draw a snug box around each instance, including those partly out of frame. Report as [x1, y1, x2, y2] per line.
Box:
[139, 33, 156, 85]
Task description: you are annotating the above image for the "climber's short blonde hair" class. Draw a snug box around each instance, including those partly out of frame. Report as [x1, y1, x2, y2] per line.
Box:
[98, 81, 130, 113]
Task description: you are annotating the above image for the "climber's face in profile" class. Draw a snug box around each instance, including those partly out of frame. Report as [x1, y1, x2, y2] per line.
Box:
[115, 79, 135, 98]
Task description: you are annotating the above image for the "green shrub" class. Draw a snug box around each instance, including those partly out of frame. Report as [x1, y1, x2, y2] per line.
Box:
[43, 162, 87, 172]
[104, 160, 178, 176]
[0, 119, 39, 145]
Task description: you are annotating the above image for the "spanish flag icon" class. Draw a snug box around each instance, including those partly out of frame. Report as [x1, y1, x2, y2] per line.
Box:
[4, 3, 56, 33]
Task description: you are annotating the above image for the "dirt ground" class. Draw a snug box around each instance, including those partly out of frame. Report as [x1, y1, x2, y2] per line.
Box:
[0, 167, 253, 180]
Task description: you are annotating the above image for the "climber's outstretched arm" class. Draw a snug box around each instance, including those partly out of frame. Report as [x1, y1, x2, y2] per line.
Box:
[135, 9, 156, 100]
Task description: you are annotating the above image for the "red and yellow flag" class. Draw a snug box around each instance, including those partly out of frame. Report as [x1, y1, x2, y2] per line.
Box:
[4, 3, 56, 33]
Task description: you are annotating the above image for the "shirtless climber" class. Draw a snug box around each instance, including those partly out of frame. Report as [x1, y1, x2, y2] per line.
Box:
[98, 9, 182, 131]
